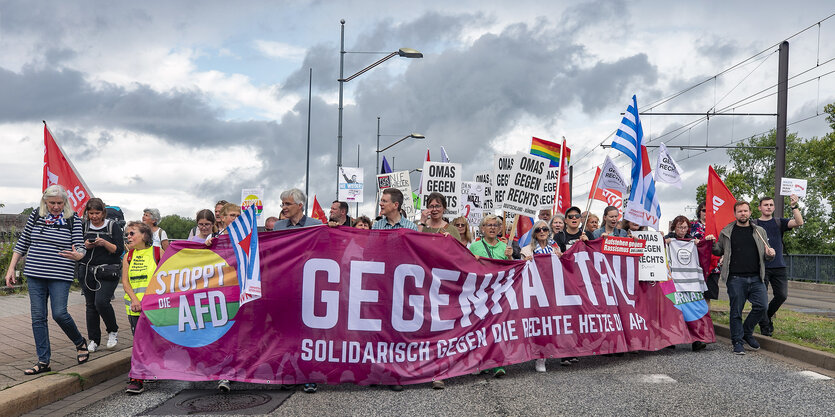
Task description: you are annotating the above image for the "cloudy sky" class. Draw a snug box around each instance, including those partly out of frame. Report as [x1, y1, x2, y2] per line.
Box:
[1, 1, 833, 228]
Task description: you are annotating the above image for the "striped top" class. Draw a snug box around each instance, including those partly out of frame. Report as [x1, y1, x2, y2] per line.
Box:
[14, 211, 84, 281]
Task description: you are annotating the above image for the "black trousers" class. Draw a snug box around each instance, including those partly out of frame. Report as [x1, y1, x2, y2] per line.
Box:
[761, 267, 789, 324]
[82, 271, 120, 345]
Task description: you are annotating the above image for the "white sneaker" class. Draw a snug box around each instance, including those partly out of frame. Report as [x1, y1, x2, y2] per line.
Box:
[218, 379, 231, 392]
[106, 332, 118, 349]
[535, 358, 546, 372]
[88, 340, 98, 353]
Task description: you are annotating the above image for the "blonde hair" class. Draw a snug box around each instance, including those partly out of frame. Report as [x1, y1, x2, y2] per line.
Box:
[39, 185, 75, 218]
[453, 216, 472, 244]
[479, 214, 500, 228]
[220, 202, 241, 217]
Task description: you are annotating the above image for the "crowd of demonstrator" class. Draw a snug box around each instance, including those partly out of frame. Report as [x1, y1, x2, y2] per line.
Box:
[4, 185, 803, 395]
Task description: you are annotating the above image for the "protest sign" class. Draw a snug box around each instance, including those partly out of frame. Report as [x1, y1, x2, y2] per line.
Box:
[780, 177, 807, 197]
[131, 230, 714, 386]
[421, 161, 462, 216]
[500, 153, 548, 217]
[338, 167, 364, 202]
[377, 171, 415, 218]
[654, 143, 684, 188]
[241, 188, 264, 225]
[473, 172, 494, 212]
[461, 181, 485, 234]
[492, 154, 516, 207]
[539, 167, 560, 209]
[601, 236, 645, 256]
[633, 231, 669, 281]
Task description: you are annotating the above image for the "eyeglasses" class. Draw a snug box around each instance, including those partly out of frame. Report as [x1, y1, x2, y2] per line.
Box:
[534, 227, 549, 233]
[197, 223, 213, 228]
[280, 202, 297, 207]
[566, 214, 581, 219]
[427, 205, 443, 210]
[483, 224, 499, 228]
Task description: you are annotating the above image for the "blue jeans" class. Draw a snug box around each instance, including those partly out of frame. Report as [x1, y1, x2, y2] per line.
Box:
[726, 275, 767, 345]
[28, 277, 84, 363]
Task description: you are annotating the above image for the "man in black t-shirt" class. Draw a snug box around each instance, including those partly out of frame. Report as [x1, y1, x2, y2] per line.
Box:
[712, 201, 775, 355]
[754, 194, 803, 336]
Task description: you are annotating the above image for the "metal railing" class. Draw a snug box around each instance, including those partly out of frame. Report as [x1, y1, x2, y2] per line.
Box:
[785, 254, 835, 284]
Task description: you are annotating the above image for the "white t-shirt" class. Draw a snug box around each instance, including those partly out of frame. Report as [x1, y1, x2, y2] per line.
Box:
[152, 228, 168, 247]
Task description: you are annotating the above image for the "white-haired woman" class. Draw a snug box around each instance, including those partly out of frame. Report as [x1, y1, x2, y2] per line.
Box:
[520, 220, 561, 373]
[142, 208, 169, 251]
[4, 185, 89, 375]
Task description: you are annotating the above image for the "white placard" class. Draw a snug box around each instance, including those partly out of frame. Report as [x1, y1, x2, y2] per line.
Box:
[780, 177, 807, 197]
[500, 153, 549, 217]
[376, 171, 415, 218]
[539, 167, 560, 209]
[241, 188, 265, 226]
[421, 161, 462, 216]
[338, 167, 364, 202]
[461, 181, 484, 236]
[473, 171, 494, 212]
[492, 154, 516, 207]
[634, 231, 669, 282]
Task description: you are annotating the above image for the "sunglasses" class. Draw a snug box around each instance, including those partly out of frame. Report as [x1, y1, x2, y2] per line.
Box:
[125, 231, 137, 237]
[534, 227, 549, 233]
[454, 223, 467, 227]
[566, 214, 581, 219]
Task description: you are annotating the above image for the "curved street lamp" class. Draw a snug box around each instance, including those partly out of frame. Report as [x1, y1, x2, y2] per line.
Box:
[336, 19, 423, 198]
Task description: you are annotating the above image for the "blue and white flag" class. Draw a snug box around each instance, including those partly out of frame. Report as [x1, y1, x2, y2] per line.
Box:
[611, 95, 661, 230]
[228, 204, 261, 306]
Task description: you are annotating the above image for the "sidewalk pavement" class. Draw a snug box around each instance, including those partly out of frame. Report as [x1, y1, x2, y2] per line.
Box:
[3, 281, 835, 417]
[0, 287, 135, 417]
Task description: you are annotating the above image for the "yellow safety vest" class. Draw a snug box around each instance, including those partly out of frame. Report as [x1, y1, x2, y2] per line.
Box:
[124, 246, 158, 316]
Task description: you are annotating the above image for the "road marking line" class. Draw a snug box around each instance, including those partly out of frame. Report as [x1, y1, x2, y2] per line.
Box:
[796, 371, 832, 380]
[638, 374, 677, 383]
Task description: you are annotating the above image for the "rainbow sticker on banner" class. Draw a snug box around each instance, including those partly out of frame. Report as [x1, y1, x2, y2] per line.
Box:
[659, 279, 709, 322]
[142, 249, 240, 348]
[241, 194, 263, 216]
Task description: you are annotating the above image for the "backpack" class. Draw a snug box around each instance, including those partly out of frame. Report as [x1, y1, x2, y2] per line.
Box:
[126, 246, 162, 265]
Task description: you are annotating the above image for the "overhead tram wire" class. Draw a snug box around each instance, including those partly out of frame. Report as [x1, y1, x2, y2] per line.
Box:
[570, 13, 835, 184]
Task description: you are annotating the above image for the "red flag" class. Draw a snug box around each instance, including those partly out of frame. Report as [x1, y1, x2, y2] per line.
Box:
[705, 166, 736, 238]
[310, 196, 328, 223]
[43, 123, 93, 214]
[589, 167, 624, 220]
[555, 138, 571, 214]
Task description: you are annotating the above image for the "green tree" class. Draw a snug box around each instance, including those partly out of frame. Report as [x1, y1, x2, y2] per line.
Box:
[158, 214, 196, 240]
[695, 104, 835, 254]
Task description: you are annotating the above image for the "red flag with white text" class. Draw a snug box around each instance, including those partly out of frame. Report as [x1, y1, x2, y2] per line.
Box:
[43, 123, 93, 214]
[589, 167, 624, 220]
[705, 166, 736, 238]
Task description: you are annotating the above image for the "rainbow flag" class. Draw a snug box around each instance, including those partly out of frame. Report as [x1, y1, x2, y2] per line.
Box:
[530, 137, 570, 167]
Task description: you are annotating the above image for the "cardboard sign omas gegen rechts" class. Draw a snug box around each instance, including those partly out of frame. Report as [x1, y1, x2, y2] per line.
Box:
[421, 161, 462, 216]
[500, 153, 549, 217]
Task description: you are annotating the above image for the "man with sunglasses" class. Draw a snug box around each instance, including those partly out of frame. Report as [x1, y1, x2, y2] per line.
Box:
[554, 206, 589, 252]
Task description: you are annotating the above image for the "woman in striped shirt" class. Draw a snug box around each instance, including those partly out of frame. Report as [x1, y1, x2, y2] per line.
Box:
[4, 185, 90, 375]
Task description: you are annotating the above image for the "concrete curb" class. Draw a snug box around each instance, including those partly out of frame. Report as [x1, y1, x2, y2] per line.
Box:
[713, 323, 835, 372]
[0, 349, 131, 417]
[788, 280, 835, 293]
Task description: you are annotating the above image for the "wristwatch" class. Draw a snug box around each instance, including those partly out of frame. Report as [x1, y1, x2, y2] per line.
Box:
[791, 205, 799, 210]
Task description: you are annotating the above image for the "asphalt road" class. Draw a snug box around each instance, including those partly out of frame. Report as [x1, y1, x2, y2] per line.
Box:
[717, 281, 835, 317]
[63, 339, 834, 417]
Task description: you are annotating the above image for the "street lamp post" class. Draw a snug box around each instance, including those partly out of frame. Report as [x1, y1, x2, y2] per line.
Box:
[336, 19, 423, 198]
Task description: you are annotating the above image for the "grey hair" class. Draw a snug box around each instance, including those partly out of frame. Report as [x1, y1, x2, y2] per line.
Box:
[529, 220, 551, 251]
[280, 188, 306, 206]
[39, 185, 75, 217]
[479, 214, 500, 228]
[143, 208, 161, 225]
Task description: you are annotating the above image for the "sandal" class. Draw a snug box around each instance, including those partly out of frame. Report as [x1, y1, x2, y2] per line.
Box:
[76, 340, 90, 364]
[24, 362, 51, 375]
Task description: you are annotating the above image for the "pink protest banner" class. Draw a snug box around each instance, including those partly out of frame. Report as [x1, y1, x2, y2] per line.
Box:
[130, 227, 714, 385]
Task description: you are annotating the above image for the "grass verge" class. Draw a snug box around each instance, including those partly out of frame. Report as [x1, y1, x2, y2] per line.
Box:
[710, 299, 835, 354]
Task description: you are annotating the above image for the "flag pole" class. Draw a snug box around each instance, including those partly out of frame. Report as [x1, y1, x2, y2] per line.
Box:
[551, 137, 567, 215]
[581, 167, 602, 232]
